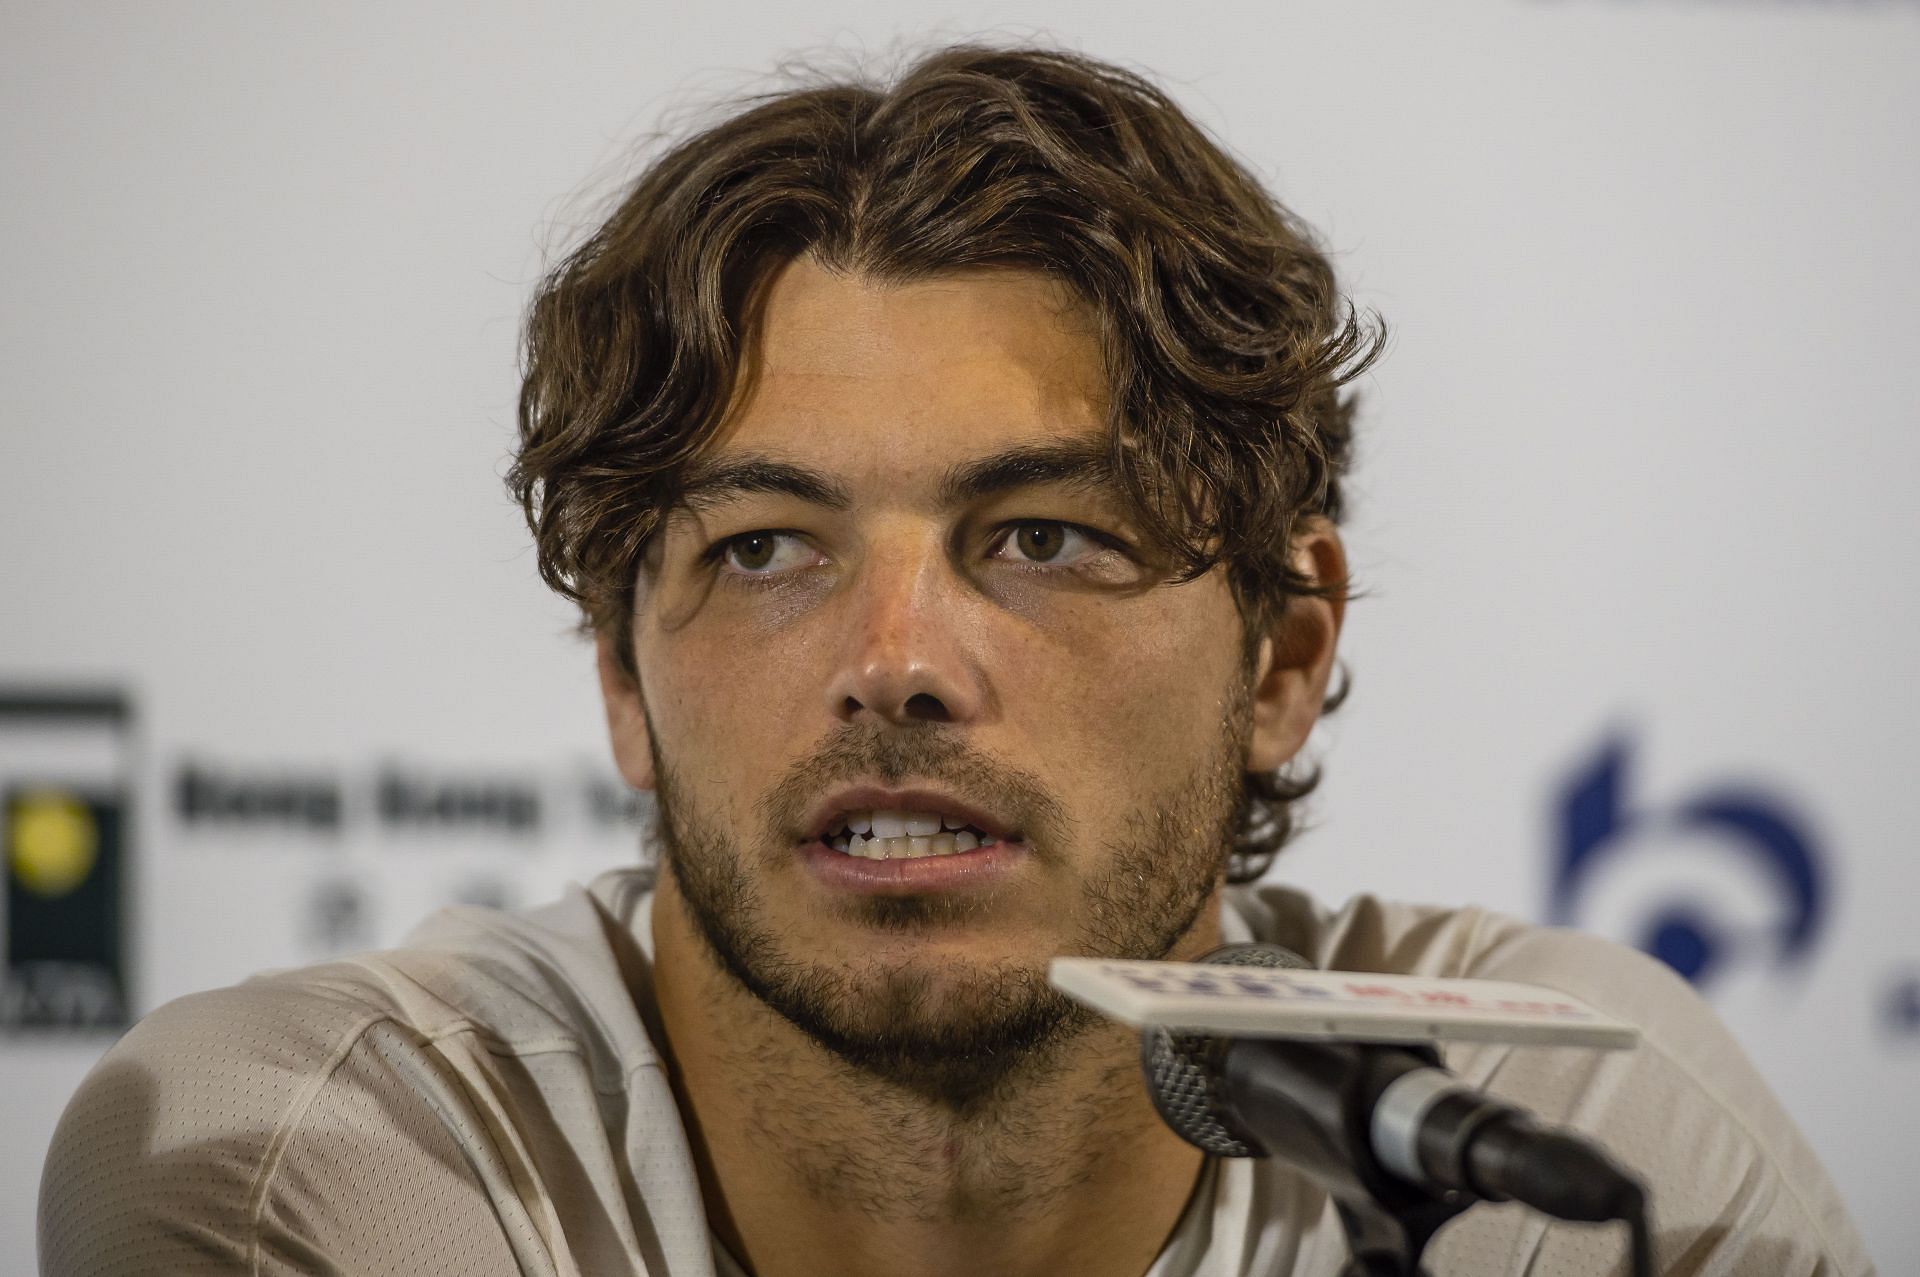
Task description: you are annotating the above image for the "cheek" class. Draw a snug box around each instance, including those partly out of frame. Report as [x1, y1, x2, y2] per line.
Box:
[637, 579, 1243, 819]
[641, 626, 830, 815]
[993, 599, 1242, 785]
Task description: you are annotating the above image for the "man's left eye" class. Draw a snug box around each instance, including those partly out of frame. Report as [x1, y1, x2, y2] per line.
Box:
[992, 522, 1105, 566]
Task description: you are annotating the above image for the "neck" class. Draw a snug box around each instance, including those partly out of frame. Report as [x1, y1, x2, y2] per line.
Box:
[647, 869, 1221, 1277]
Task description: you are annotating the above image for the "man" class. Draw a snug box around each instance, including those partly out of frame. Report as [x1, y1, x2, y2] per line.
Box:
[41, 45, 1869, 1276]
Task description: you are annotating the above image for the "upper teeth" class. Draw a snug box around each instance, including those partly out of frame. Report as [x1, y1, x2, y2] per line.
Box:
[823, 809, 997, 859]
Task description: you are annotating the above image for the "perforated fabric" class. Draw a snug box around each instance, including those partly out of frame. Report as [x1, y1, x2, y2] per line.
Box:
[40, 873, 710, 1277]
[39, 872, 1874, 1276]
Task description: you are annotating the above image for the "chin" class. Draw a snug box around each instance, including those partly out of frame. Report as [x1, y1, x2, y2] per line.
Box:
[795, 953, 1091, 1110]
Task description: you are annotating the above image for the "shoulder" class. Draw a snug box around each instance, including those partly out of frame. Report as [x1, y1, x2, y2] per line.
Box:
[1225, 884, 1876, 1274]
[39, 880, 657, 1276]
[39, 973, 447, 1273]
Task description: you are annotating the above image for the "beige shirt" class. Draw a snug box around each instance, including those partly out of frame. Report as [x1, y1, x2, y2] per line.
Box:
[39, 870, 1873, 1275]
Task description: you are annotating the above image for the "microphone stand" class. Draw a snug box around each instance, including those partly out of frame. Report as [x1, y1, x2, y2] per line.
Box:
[1113, 945, 1654, 1276]
[1328, 1196, 1461, 1277]
[1218, 1037, 1470, 1277]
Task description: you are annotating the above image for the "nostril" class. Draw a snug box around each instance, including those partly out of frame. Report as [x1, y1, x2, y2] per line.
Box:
[833, 691, 955, 725]
[903, 692, 949, 723]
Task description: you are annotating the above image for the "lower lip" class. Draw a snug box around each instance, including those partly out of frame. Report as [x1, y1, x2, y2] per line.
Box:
[798, 837, 1026, 894]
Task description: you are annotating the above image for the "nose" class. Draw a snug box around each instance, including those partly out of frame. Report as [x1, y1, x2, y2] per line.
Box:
[822, 534, 989, 728]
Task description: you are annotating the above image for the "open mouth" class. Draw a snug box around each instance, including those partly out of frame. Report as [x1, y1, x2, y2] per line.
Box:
[817, 809, 1004, 861]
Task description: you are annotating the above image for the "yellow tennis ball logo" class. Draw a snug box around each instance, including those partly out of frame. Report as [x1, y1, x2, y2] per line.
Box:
[9, 791, 99, 898]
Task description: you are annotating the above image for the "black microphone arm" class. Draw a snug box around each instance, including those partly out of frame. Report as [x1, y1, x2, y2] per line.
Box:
[1140, 943, 1654, 1277]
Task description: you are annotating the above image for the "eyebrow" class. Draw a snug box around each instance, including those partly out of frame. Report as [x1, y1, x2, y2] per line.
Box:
[673, 439, 1120, 515]
[938, 439, 1118, 507]
[676, 456, 852, 512]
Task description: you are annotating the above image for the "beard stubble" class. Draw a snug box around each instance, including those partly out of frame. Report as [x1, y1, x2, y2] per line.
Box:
[652, 691, 1250, 1113]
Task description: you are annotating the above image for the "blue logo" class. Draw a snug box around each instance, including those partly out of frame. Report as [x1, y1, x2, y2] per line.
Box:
[1548, 734, 1826, 986]
[1885, 973, 1920, 1039]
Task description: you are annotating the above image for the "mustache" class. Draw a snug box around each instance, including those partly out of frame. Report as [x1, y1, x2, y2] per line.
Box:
[758, 724, 1069, 863]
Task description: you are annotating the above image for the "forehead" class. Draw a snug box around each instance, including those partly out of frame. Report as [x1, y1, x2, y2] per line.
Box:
[713, 258, 1110, 471]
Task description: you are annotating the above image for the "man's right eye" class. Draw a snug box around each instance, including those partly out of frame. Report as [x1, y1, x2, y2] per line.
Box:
[710, 531, 818, 577]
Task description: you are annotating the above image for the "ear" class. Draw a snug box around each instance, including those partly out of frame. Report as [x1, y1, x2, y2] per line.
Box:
[595, 631, 656, 792]
[1246, 517, 1347, 774]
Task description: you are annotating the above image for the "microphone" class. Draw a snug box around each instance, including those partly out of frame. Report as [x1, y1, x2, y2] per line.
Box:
[1051, 944, 1655, 1276]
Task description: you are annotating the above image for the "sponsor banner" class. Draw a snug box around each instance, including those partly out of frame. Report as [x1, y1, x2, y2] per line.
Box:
[1, 693, 133, 1033]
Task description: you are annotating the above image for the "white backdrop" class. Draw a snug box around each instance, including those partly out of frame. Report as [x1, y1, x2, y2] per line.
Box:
[4, 1, 1916, 1269]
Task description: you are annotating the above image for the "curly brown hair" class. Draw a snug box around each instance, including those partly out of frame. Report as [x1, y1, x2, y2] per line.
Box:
[509, 45, 1382, 881]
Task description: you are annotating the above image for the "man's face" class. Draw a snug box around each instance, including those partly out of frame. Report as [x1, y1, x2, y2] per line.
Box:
[611, 259, 1280, 1101]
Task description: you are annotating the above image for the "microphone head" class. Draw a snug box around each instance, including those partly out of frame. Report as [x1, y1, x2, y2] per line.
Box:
[1139, 941, 1314, 1158]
